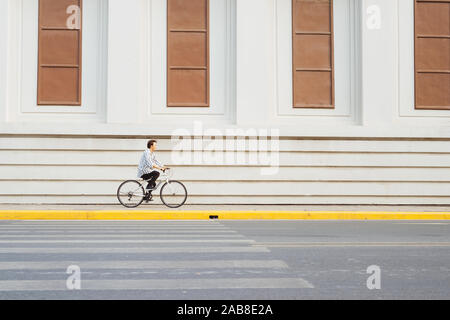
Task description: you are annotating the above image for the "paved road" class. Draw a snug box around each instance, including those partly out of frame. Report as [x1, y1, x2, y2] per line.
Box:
[0, 220, 448, 299]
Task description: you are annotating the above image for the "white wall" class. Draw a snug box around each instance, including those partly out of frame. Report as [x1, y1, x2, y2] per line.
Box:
[361, 0, 397, 127]
[107, 0, 141, 124]
[1, 135, 450, 205]
[362, 0, 450, 128]
[273, 0, 358, 126]
[148, 0, 236, 124]
[6, 0, 108, 123]
[107, 0, 237, 125]
[234, 0, 361, 128]
[0, 0, 8, 124]
[235, 0, 275, 126]
[0, 0, 450, 138]
[1, 0, 450, 206]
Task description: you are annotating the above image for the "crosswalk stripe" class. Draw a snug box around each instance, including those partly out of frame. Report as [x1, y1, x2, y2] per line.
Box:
[0, 230, 237, 234]
[0, 221, 315, 294]
[0, 223, 228, 229]
[0, 228, 230, 234]
[0, 247, 270, 253]
[0, 224, 227, 228]
[0, 260, 288, 270]
[0, 228, 233, 232]
[0, 239, 255, 244]
[0, 278, 314, 291]
[253, 242, 450, 247]
[0, 234, 245, 239]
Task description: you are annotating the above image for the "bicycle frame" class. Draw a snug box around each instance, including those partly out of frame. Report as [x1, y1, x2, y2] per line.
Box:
[139, 170, 173, 192]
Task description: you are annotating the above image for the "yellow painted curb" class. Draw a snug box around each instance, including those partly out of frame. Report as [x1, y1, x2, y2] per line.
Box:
[0, 210, 449, 220]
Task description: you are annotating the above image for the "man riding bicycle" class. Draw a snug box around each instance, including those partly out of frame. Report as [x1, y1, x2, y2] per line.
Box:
[117, 139, 186, 208]
[137, 140, 168, 202]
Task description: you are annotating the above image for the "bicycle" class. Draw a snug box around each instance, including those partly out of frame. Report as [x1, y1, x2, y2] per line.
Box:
[117, 168, 188, 209]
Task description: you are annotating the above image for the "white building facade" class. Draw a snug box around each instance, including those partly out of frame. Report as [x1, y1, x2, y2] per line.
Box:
[0, 0, 449, 205]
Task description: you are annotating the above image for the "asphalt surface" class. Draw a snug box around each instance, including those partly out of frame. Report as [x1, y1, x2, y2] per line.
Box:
[0, 220, 448, 300]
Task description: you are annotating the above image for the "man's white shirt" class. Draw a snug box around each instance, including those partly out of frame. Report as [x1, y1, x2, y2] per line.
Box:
[137, 149, 164, 178]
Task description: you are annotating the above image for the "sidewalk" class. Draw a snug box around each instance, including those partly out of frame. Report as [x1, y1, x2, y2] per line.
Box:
[0, 204, 450, 220]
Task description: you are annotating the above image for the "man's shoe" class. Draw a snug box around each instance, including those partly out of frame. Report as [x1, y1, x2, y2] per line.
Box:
[144, 193, 154, 203]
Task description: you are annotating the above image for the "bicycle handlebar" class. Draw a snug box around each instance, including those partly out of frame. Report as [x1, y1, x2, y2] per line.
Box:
[162, 168, 171, 174]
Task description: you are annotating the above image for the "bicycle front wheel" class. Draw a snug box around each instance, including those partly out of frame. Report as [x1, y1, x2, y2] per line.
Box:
[160, 180, 188, 208]
[117, 180, 145, 208]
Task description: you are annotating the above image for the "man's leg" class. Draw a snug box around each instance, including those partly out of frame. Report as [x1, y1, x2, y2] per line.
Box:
[146, 171, 160, 190]
[141, 172, 159, 202]
[140, 173, 152, 186]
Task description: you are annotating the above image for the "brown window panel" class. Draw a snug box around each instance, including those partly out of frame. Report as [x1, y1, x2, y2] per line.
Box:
[37, 0, 82, 106]
[167, 0, 210, 107]
[292, 0, 334, 109]
[414, 0, 450, 110]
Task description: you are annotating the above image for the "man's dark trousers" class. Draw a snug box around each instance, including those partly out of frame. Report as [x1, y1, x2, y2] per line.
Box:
[141, 171, 160, 189]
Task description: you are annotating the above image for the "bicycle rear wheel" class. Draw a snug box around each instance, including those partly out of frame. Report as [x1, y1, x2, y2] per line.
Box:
[117, 180, 146, 208]
[160, 180, 188, 208]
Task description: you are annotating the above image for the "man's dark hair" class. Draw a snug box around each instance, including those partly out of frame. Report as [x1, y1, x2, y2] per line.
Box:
[147, 140, 157, 149]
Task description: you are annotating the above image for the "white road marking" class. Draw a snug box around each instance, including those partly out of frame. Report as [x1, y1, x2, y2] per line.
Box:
[0, 230, 237, 234]
[0, 222, 317, 294]
[0, 278, 314, 291]
[0, 239, 255, 244]
[0, 222, 226, 228]
[0, 234, 245, 239]
[0, 260, 289, 270]
[0, 222, 318, 294]
[0, 226, 231, 229]
[0, 247, 270, 254]
[394, 223, 449, 225]
[253, 242, 450, 247]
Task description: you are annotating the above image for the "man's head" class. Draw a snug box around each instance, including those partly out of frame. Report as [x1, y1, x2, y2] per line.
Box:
[147, 140, 157, 152]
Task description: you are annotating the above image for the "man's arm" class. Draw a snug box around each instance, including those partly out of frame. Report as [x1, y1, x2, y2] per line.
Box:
[152, 154, 166, 171]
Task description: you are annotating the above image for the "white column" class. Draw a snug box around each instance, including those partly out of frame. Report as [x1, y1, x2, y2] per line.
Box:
[106, 0, 142, 124]
[235, 0, 275, 126]
[360, 0, 398, 127]
[0, 0, 8, 124]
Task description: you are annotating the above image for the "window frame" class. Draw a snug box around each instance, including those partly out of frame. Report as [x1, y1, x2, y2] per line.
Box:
[37, 0, 83, 106]
[413, 0, 450, 111]
[166, 0, 210, 108]
[291, 0, 335, 109]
